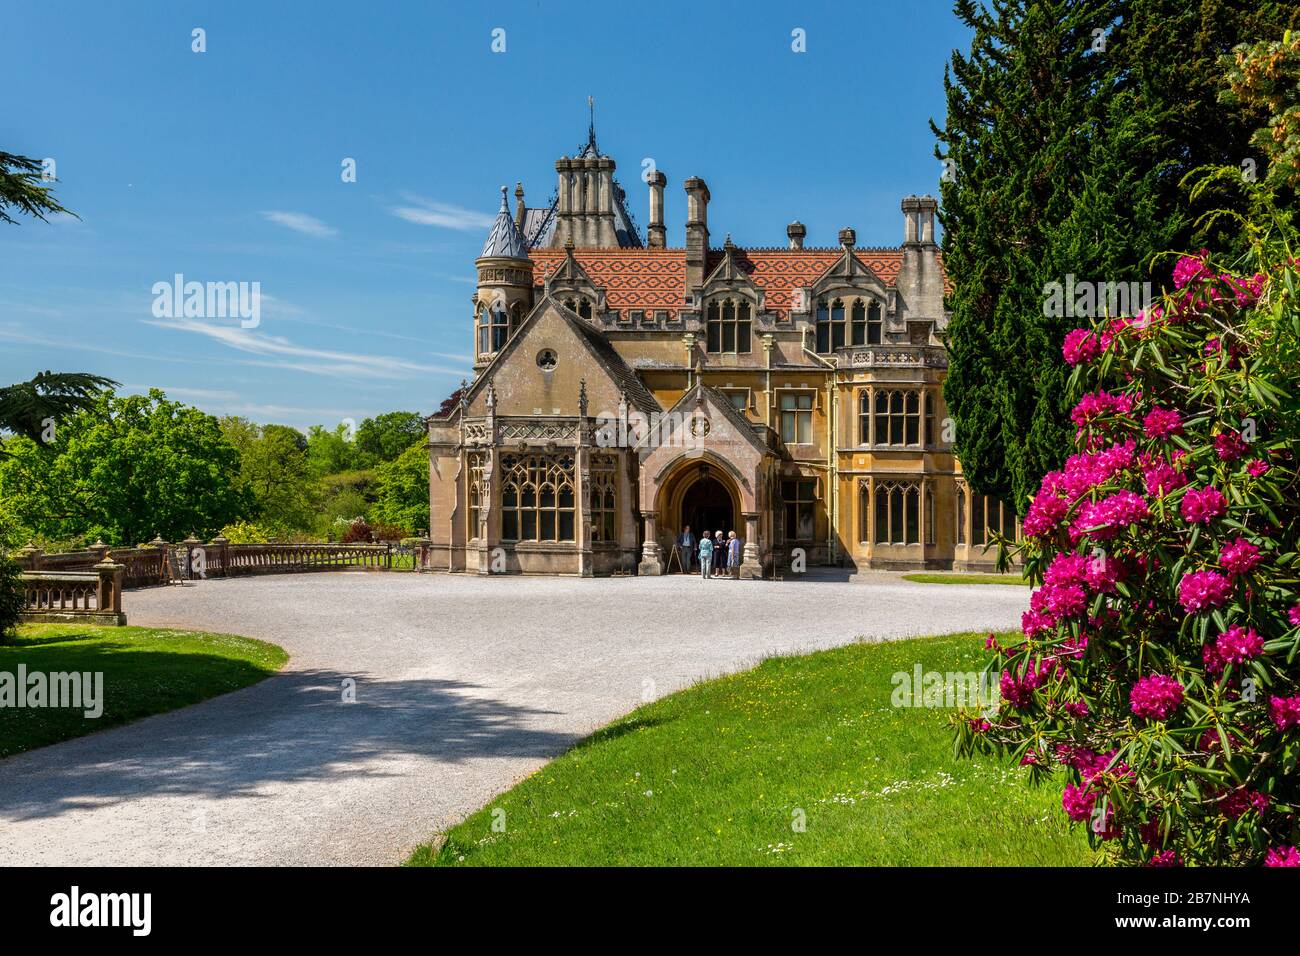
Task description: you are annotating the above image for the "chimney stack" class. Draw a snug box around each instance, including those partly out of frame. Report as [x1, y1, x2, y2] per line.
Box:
[647, 170, 667, 248]
[684, 177, 710, 294]
[901, 195, 938, 246]
[787, 221, 806, 250]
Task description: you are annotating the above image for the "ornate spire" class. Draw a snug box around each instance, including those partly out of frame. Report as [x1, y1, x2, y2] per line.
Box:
[578, 378, 588, 418]
[479, 185, 529, 259]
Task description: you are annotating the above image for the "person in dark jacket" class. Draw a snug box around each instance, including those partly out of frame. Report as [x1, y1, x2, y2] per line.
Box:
[678, 525, 696, 573]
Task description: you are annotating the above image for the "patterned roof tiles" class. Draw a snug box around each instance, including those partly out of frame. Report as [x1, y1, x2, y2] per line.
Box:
[528, 246, 936, 316]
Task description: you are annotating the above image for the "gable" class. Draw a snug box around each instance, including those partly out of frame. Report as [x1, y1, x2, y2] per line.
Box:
[464, 299, 658, 420]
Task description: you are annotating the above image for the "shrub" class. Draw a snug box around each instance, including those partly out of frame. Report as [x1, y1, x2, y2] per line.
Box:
[954, 218, 1300, 866]
[339, 518, 374, 544]
[0, 549, 25, 643]
[219, 520, 271, 544]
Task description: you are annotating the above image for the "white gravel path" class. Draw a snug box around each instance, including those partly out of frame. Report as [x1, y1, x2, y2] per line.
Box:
[0, 571, 1029, 866]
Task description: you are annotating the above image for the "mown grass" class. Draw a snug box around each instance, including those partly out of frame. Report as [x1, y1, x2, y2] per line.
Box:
[902, 572, 1028, 586]
[408, 631, 1094, 867]
[0, 624, 287, 758]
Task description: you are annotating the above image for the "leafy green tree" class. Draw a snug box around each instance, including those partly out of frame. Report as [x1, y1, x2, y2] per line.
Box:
[0, 150, 76, 225]
[305, 423, 358, 476]
[0, 549, 23, 642]
[370, 440, 428, 536]
[355, 411, 424, 464]
[1, 371, 118, 455]
[220, 417, 316, 535]
[0, 389, 249, 544]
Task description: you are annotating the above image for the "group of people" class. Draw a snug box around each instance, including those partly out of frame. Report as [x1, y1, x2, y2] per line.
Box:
[677, 525, 741, 579]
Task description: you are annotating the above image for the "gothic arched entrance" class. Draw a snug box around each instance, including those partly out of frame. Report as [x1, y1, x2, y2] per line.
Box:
[679, 473, 737, 539]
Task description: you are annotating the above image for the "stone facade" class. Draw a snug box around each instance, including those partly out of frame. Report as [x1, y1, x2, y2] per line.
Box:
[427, 126, 1018, 576]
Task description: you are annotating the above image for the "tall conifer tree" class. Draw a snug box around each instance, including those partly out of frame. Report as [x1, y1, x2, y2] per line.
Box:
[936, 0, 1299, 512]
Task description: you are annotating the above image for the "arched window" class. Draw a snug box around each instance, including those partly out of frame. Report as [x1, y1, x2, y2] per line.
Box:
[706, 298, 752, 353]
[858, 484, 870, 543]
[468, 452, 486, 540]
[970, 494, 1019, 547]
[591, 455, 618, 543]
[874, 481, 921, 545]
[488, 304, 509, 352]
[815, 298, 847, 352]
[564, 296, 594, 320]
[499, 454, 577, 542]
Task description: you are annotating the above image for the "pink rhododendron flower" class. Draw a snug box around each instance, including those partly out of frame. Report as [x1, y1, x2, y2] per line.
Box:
[1178, 570, 1233, 613]
[1219, 538, 1262, 578]
[1218, 787, 1269, 819]
[1062, 328, 1108, 365]
[1172, 250, 1213, 289]
[1215, 625, 1264, 665]
[1061, 784, 1096, 822]
[1288, 603, 1300, 629]
[1070, 390, 1133, 429]
[1246, 458, 1270, 477]
[1180, 486, 1227, 525]
[1203, 641, 1225, 677]
[1143, 407, 1183, 440]
[1139, 451, 1189, 497]
[1265, 846, 1300, 867]
[1070, 490, 1149, 542]
[1130, 674, 1183, 720]
[1215, 430, 1248, 461]
[1063, 700, 1089, 718]
[1147, 850, 1180, 867]
[1269, 696, 1300, 731]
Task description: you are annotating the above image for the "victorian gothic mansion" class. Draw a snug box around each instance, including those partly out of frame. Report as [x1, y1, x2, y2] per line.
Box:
[425, 124, 1019, 577]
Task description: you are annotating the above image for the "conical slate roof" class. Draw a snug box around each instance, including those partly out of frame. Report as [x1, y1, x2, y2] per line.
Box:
[480, 186, 529, 259]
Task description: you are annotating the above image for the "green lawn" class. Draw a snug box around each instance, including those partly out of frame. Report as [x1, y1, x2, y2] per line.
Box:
[0, 624, 288, 758]
[902, 572, 1029, 586]
[408, 632, 1095, 867]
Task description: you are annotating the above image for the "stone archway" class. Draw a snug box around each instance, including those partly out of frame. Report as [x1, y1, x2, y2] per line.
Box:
[678, 474, 737, 540]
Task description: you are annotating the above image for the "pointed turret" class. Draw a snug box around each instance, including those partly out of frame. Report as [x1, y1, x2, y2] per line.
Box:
[474, 186, 534, 370]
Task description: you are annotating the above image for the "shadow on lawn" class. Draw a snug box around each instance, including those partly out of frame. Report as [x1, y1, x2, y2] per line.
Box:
[0, 662, 574, 822]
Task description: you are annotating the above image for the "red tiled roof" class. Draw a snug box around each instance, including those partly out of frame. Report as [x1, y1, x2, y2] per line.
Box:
[529, 246, 943, 316]
[530, 248, 687, 313]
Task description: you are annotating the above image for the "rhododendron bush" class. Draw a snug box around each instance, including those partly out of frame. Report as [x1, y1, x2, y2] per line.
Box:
[954, 238, 1300, 867]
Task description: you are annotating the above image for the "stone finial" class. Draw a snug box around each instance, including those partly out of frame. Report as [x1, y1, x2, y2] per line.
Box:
[485, 382, 496, 410]
[787, 221, 806, 249]
[838, 227, 856, 249]
[578, 378, 589, 417]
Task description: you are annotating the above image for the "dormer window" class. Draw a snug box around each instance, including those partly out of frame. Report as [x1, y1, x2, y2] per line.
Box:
[564, 297, 593, 320]
[705, 298, 752, 354]
[816, 296, 882, 352]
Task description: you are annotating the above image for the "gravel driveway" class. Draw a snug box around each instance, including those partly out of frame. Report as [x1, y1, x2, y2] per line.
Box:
[0, 571, 1028, 866]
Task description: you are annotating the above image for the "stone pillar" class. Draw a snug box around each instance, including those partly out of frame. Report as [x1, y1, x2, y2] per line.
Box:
[637, 511, 663, 576]
[181, 535, 202, 580]
[210, 535, 229, 578]
[14, 543, 40, 571]
[93, 556, 126, 624]
[476, 447, 498, 575]
[739, 512, 763, 580]
[576, 445, 593, 578]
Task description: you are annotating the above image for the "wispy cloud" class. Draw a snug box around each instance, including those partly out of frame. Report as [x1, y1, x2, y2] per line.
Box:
[390, 193, 494, 231]
[260, 210, 339, 238]
[144, 317, 469, 380]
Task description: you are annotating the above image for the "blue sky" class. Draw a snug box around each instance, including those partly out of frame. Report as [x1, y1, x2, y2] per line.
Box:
[2, 0, 971, 430]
